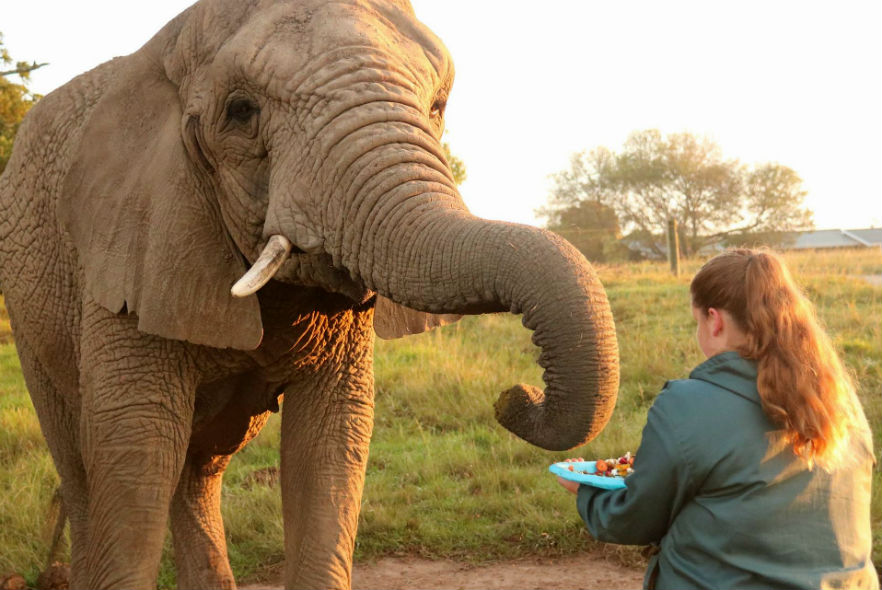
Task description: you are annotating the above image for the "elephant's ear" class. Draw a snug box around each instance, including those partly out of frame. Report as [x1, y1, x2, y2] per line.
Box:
[59, 55, 263, 350]
[373, 296, 462, 340]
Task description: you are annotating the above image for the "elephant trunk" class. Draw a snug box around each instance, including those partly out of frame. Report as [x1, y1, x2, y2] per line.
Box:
[355, 196, 620, 450]
[238, 105, 619, 449]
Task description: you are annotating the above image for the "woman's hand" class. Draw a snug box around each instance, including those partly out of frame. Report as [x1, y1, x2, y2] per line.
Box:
[557, 477, 581, 494]
[557, 457, 584, 495]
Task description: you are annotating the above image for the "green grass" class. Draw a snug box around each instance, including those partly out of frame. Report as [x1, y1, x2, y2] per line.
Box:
[0, 248, 879, 586]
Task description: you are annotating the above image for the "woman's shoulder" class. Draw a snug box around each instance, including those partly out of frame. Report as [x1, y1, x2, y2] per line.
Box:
[647, 376, 775, 476]
[650, 373, 769, 437]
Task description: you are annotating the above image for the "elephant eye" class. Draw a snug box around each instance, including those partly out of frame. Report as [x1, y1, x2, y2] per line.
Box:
[430, 98, 446, 119]
[227, 98, 259, 123]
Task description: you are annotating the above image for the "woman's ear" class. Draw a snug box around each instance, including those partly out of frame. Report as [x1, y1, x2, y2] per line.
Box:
[707, 307, 732, 338]
[707, 308, 724, 337]
[59, 53, 263, 350]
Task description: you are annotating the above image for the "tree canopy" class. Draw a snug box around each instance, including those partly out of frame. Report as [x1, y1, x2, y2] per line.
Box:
[539, 129, 813, 258]
[442, 141, 467, 186]
[1, 32, 44, 176]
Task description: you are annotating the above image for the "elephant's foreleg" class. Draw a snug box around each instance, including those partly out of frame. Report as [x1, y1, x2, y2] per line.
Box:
[171, 454, 236, 590]
[280, 315, 375, 590]
[79, 303, 196, 589]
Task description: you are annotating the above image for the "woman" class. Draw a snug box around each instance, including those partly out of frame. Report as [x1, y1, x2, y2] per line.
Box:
[559, 248, 877, 589]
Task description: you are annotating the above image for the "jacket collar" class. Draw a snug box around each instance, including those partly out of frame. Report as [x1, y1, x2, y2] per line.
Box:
[689, 350, 760, 405]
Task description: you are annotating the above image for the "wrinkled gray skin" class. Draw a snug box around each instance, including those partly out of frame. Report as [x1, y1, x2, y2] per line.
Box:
[0, 1, 619, 588]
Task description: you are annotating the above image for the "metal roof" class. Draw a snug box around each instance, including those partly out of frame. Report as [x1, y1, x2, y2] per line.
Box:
[789, 228, 882, 249]
[846, 228, 882, 245]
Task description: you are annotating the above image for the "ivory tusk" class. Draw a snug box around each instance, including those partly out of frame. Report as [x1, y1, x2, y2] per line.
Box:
[231, 235, 293, 298]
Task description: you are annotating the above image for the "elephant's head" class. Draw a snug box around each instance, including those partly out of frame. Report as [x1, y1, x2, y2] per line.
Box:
[60, 0, 618, 450]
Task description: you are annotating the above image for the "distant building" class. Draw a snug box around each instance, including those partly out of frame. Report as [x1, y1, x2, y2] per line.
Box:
[784, 228, 882, 250]
[621, 227, 882, 260]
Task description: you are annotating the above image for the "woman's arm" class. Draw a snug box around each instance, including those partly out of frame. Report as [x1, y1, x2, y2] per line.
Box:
[576, 389, 699, 546]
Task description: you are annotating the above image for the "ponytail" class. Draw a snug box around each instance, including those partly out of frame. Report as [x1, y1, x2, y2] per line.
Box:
[691, 248, 869, 469]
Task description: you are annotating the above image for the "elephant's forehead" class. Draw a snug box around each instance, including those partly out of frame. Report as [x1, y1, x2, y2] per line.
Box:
[216, 0, 450, 95]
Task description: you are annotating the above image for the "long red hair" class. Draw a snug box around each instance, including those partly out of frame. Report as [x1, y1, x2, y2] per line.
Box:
[690, 248, 870, 469]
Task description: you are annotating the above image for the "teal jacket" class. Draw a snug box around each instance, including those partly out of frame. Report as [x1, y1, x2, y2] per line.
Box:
[577, 351, 878, 590]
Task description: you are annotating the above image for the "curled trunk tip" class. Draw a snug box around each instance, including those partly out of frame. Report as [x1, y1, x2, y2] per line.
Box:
[494, 361, 618, 451]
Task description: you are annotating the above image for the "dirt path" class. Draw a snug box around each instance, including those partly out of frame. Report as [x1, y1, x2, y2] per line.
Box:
[244, 554, 646, 590]
[353, 555, 645, 590]
[4, 553, 646, 590]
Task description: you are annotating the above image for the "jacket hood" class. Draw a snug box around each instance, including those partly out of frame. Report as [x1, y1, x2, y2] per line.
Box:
[688, 351, 759, 405]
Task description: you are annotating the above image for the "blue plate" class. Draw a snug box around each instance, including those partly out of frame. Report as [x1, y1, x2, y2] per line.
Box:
[549, 461, 627, 490]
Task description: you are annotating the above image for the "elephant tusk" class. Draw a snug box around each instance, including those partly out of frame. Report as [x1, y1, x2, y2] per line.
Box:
[231, 235, 293, 298]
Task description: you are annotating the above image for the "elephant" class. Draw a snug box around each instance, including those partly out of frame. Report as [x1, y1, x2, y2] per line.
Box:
[0, 0, 619, 588]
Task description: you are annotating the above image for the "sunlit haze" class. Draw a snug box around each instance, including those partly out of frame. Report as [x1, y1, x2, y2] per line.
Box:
[4, 1, 880, 229]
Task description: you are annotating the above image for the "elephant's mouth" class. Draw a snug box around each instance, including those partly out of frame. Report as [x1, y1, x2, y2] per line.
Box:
[233, 236, 371, 303]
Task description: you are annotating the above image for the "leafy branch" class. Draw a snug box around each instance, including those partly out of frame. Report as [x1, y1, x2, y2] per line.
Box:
[1, 61, 48, 79]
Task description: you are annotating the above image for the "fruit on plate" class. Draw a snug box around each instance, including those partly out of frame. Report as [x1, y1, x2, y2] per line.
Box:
[594, 452, 635, 478]
[561, 452, 635, 478]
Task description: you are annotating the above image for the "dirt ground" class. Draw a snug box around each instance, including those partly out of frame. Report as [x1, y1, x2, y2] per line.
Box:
[244, 554, 646, 590]
[3, 552, 646, 590]
[352, 555, 645, 590]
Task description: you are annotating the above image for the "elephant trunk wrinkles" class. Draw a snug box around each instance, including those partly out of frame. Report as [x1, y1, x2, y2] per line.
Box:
[260, 104, 620, 448]
[355, 195, 620, 450]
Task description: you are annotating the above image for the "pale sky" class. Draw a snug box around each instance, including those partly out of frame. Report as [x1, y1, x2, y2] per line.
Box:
[4, 1, 881, 229]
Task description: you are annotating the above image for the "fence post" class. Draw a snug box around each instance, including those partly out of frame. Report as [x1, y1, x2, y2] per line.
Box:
[667, 218, 680, 277]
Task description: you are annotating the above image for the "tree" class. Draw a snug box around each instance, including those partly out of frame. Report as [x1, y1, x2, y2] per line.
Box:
[738, 163, 812, 233]
[442, 141, 467, 186]
[548, 200, 622, 262]
[538, 147, 625, 260]
[1, 33, 44, 176]
[539, 129, 814, 257]
[540, 147, 617, 221]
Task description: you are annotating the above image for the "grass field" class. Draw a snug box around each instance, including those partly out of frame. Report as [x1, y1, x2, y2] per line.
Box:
[0, 249, 879, 587]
